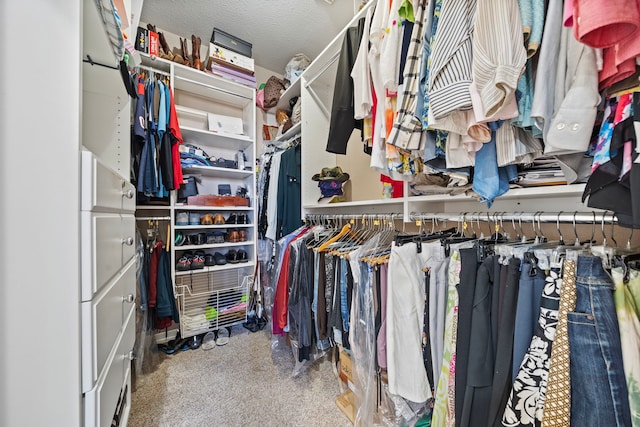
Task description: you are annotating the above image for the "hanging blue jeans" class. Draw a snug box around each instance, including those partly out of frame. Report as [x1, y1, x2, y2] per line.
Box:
[569, 255, 632, 427]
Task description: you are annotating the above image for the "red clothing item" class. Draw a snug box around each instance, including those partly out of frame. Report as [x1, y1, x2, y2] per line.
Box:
[273, 229, 309, 333]
[168, 86, 184, 190]
[574, 0, 639, 49]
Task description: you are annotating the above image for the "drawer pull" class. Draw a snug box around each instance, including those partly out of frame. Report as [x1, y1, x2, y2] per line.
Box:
[122, 236, 134, 246]
[122, 189, 134, 199]
[123, 294, 134, 303]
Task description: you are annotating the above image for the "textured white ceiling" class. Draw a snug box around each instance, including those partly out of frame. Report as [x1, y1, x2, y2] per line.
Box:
[140, 0, 360, 73]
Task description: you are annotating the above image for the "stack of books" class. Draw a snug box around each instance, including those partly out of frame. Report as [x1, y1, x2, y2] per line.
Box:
[207, 43, 256, 88]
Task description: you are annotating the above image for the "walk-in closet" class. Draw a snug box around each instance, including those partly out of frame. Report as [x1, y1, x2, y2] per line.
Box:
[3, 0, 640, 426]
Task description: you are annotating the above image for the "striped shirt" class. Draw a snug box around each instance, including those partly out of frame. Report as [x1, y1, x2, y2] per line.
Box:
[387, 0, 429, 150]
[472, 0, 527, 119]
[427, 0, 477, 120]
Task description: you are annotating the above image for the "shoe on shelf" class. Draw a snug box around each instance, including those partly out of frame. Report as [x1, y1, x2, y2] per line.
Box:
[213, 214, 226, 225]
[238, 230, 247, 242]
[175, 232, 186, 246]
[214, 252, 227, 265]
[201, 214, 214, 225]
[227, 230, 240, 243]
[191, 35, 203, 71]
[189, 212, 202, 225]
[176, 212, 189, 226]
[176, 253, 193, 271]
[204, 253, 216, 266]
[226, 249, 240, 264]
[237, 249, 249, 263]
[226, 213, 237, 224]
[237, 213, 249, 224]
[180, 37, 191, 67]
[192, 251, 205, 269]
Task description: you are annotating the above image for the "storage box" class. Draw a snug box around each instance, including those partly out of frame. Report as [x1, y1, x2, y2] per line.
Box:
[134, 26, 148, 53]
[207, 113, 244, 135]
[211, 28, 252, 58]
[339, 349, 353, 384]
[208, 43, 255, 72]
[335, 389, 356, 423]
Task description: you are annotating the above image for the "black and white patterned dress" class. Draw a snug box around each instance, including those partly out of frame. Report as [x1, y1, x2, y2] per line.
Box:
[501, 266, 562, 427]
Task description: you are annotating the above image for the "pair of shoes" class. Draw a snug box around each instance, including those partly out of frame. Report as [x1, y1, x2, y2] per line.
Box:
[201, 328, 230, 350]
[204, 252, 226, 266]
[188, 233, 206, 245]
[226, 249, 248, 263]
[226, 213, 249, 224]
[147, 24, 184, 64]
[206, 231, 225, 244]
[176, 251, 205, 270]
[158, 331, 190, 354]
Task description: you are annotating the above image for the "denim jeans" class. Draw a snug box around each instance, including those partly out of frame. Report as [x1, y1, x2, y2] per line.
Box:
[472, 123, 518, 208]
[340, 257, 350, 333]
[569, 255, 632, 427]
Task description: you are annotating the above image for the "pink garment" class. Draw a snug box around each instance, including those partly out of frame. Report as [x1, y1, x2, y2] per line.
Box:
[563, 0, 574, 27]
[574, 0, 640, 48]
[599, 50, 636, 91]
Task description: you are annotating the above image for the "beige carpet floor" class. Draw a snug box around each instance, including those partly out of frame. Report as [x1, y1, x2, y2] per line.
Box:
[129, 326, 352, 427]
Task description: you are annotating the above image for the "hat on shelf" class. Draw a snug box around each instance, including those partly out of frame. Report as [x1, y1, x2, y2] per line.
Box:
[311, 166, 350, 182]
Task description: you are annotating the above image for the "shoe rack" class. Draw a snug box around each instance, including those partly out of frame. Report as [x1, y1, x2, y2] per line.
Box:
[136, 53, 256, 339]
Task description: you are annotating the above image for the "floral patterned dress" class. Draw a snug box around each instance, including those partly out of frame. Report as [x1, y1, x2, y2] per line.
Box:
[502, 264, 562, 427]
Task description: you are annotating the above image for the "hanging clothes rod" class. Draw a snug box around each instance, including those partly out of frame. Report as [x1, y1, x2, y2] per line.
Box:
[136, 216, 171, 221]
[407, 211, 618, 225]
[304, 211, 619, 224]
[135, 65, 171, 78]
[303, 52, 340, 88]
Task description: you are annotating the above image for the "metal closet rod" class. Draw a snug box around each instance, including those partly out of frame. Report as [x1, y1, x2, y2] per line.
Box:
[136, 216, 171, 221]
[305, 211, 619, 224]
[411, 211, 619, 224]
[136, 65, 171, 78]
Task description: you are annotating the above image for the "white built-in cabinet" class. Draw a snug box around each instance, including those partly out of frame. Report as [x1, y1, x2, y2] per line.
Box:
[136, 53, 257, 339]
[81, 1, 135, 426]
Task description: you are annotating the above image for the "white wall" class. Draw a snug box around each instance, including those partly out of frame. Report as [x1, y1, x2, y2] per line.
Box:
[0, 1, 82, 426]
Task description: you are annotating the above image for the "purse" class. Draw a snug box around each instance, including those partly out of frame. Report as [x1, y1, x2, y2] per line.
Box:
[178, 176, 200, 202]
[263, 76, 285, 109]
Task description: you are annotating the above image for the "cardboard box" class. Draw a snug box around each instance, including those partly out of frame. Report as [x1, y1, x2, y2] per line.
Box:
[148, 30, 159, 57]
[335, 389, 356, 424]
[208, 43, 255, 72]
[339, 349, 353, 384]
[207, 113, 244, 135]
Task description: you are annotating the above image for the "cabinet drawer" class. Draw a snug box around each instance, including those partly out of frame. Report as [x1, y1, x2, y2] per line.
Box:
[82, 150, 129, 213]
[121, 181, 136, 213]
[81, 259, 136, 392]
[121, 214, 136, 267]
[84, 306, 134, 427]
[81, 212, 134, 300]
